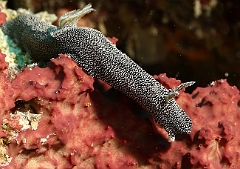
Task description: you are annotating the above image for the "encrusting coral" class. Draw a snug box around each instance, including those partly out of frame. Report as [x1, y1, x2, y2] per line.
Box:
[152, 74, 240, 168]
[0, 50, 239, 168]
[0, 4, 240, 169]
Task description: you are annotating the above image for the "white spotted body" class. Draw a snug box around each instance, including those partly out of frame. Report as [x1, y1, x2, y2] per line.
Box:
[2, 5, 194, 141]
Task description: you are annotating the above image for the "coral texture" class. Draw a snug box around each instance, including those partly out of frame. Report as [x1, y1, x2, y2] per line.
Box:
[0, 52, 157, 168]
[0, 51, 239, 168]
[151, 75, 240, 169]
[0, 7, 6, 26]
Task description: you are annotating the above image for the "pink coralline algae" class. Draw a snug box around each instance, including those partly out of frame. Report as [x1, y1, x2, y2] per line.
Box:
[151, 75, 240, 168]
[0, 50, 240, 168]
[0, 6, 6, 26]
[184, 79, 240, 168]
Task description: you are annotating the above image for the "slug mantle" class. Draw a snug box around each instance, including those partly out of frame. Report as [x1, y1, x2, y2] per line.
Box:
[1, 4, 194, 141]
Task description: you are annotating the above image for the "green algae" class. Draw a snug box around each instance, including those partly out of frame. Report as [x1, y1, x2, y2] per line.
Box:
[6, 36, 32, 67]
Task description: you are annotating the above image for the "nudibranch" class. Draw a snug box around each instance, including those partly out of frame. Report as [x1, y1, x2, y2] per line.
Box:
[2, 4, 194, 142]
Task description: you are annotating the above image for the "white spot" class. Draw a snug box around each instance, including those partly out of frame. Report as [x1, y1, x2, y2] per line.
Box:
[224, 72, 229, 77]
